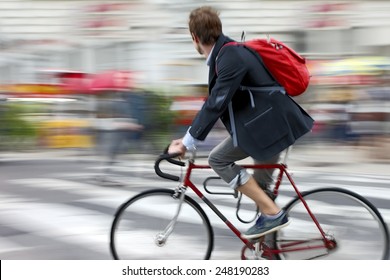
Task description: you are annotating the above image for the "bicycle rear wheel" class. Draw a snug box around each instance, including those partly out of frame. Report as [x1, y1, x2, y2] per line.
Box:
[110, 188, 214, 259]
[274, 187, 389, 260]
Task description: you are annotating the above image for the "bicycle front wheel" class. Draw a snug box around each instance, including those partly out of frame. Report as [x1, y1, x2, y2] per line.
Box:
[274, 188, 389, 260]
[110, 189, 214, 260]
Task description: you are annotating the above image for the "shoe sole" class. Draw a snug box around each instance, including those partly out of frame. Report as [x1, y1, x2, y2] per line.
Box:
[241, 219, 292, 240]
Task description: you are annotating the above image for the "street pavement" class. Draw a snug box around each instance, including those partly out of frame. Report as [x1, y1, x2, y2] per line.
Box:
[0, 142, 389, 260]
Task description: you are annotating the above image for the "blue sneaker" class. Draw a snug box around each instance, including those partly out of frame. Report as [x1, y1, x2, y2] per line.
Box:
[241, 211, 291, 239]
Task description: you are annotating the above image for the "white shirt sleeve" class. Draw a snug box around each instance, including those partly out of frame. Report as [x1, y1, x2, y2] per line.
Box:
[182, 127, 199, 151]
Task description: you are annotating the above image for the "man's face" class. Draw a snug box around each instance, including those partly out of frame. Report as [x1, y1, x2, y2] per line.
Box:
[191, 33, 203, 55]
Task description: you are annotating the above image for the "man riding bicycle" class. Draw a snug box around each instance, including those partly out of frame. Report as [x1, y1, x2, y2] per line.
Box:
[168, 6, 313, 239]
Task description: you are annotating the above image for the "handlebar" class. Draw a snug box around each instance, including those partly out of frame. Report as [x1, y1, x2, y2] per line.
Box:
[154, 147, 185, 181]
[162, 146, 186, 166]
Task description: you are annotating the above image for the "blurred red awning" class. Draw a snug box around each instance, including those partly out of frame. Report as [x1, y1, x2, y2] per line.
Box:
[89, 70, 132, 92]
[55, 71, 88, 79]
[40, 69, 92, 94]
[61, 78, 91, 93]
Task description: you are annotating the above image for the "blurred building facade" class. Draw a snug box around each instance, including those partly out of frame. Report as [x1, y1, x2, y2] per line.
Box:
[0, 0, 389, 156]
[0, 0, 389, 86]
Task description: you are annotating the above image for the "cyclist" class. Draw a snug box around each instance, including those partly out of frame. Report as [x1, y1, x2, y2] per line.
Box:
[168, 6, 314, 239]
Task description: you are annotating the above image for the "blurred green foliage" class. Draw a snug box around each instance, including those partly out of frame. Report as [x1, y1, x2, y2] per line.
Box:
[0, 102, 38, 150]
[143, 90, 178, 151]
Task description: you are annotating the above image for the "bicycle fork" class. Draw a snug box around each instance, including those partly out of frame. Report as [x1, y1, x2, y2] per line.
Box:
[154, 185, 187, 247]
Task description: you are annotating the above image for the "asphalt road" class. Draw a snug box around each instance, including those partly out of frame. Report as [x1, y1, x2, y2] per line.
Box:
[0, 153, 389, 259]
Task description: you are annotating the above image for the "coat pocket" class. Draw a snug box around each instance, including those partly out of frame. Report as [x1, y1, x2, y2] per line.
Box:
[242, 106, 289, 149]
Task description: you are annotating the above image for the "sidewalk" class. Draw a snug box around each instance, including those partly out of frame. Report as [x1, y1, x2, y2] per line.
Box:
[286, 144, 389, 175]
[0, 143, 389, 176]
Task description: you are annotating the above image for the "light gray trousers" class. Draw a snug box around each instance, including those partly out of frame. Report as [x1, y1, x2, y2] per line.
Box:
[208, 136, 281, 190]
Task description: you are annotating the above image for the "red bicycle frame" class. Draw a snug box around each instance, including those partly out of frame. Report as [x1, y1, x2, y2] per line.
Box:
[180, 159, 334, 256]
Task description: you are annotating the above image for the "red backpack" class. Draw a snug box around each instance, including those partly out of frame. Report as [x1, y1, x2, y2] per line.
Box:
[220, 38, 310, 96]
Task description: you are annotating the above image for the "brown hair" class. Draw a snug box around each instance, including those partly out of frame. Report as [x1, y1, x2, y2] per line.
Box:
[188, 6, 222, 45]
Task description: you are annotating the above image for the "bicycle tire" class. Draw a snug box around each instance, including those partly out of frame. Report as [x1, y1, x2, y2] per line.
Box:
[273, 187, 389, 260]
[110, 188, 214, 260]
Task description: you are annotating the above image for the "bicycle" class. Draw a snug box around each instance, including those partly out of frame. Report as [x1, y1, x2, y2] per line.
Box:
[110, 148, 390, 260]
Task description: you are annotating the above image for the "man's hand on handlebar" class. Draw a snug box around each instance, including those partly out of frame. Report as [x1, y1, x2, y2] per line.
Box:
[155, 144, 186, 182]
[168, 138, 186, 158]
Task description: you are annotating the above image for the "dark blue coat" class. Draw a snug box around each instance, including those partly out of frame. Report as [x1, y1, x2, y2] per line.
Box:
[189, 34, 314, 161]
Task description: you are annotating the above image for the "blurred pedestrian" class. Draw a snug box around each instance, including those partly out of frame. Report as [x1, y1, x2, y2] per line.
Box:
[96, 91, 143, 183]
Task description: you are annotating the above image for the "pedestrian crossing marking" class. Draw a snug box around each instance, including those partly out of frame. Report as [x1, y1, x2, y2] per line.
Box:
[1, 161, 389, 259]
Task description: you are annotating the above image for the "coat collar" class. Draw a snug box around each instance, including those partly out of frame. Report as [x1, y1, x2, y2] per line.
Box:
[208, 34, 234, 88]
